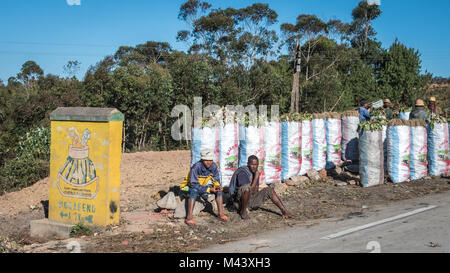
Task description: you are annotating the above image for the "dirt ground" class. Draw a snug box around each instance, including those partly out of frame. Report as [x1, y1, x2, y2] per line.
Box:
[1, 150, 449, 253]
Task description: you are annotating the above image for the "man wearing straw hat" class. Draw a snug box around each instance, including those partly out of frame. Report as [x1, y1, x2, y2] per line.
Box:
[428, 97, 442, 116]
[182, 149, 229, 226]
[410, 99, 429, 121]
[383, 99, 394, 119]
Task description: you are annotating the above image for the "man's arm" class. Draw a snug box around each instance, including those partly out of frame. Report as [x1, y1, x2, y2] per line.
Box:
[251, 171, 260, 193]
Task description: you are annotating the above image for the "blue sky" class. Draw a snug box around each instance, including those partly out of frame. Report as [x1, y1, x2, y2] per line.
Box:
[0, 0, 449, 82]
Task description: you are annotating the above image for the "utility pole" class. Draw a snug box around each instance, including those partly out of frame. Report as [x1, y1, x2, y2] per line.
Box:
[290, 40, 301, 113]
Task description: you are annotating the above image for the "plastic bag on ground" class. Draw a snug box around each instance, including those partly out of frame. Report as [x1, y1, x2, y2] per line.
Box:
[264, 122, 281, 185]
[325, 117, 342, 169]
[341, 114, 359, 162]
[410, 125, 428, 180]
[281, 122, 302, 180]
[387, 125, 411, 183]
[312, 117, 327, 171]
[219, 123, 239, 187]
[299, 120, 313, 175]
[359, 130, 384, 187]
[427, 122, 449, 176]
[239, 125, 265, 182]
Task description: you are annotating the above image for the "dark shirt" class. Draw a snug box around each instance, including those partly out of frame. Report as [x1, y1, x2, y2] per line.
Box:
[409, 106, 429, 122]
[384, 108, 393, 119]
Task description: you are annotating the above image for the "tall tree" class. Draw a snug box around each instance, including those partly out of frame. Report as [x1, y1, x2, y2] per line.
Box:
[17, 61, 43, 99]
[379, 39, 432, 106]
[281, 15, 346, 112]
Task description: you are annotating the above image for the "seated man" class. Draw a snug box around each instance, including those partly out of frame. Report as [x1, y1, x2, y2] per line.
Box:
[229, 155, 293, 220]
[180, 149, 228, 226]
[410, 99, 429, 122]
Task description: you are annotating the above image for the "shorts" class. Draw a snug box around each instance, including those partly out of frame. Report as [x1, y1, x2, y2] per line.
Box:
[189, 187, 222, 201]
[235, 184, 273, 209]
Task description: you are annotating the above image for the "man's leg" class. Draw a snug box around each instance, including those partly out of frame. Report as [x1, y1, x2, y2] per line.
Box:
[239, 188, 251, 220]
[269, 187, 293, 218]
[186, 188, 199, 222]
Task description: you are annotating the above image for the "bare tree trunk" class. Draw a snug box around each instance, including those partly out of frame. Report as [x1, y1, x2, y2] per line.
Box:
[290, 40, 301, 113]
[290, 72, 299, 113]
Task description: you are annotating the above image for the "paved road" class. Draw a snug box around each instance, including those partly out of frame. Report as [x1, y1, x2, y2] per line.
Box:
[198, 191, 450, 253]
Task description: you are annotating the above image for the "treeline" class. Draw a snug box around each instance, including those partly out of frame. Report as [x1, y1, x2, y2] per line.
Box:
[0, 0, 444, 193]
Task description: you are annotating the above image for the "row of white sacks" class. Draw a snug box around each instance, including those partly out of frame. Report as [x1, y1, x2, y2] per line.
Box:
[360, 121, 450, 187]
[191, 113, 361, 187]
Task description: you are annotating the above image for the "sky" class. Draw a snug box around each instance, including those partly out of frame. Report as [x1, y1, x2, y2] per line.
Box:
[0, 0, 449, 82]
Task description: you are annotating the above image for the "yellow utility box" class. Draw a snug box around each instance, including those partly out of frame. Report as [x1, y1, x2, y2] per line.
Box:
[48, 107, 124, 226]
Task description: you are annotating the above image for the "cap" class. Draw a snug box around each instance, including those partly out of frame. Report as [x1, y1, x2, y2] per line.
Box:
[384, 99, 391, 104]
[201, 149, 214, 161]
[415, 99, 425, 107]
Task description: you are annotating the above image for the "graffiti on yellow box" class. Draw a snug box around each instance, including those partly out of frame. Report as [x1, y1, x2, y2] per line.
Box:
[57, 127, 99, 199]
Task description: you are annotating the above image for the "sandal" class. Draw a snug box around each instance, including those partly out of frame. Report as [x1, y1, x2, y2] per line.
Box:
[218, 215, 229, 222]
[185, 219, 195, 226]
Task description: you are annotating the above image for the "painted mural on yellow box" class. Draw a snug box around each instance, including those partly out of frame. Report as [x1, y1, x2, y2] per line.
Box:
[57, 127, 99, 199]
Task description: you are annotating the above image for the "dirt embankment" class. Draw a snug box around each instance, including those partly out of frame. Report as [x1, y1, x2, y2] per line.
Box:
[1, 150, 449, 253]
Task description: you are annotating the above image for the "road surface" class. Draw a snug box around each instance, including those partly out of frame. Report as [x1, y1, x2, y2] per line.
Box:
[198, 190, 450, 253]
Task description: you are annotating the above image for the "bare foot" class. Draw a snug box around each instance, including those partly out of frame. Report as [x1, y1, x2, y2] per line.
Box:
[240, 209, 250, 220]
[282, 212, 294, 219]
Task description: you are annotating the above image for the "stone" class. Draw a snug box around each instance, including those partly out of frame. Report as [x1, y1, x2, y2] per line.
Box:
[290, 176, 310, 185]
[307, 169, 321, 181]
[156, 192, 178, 210]
[335, 182, 347, 187]
[30, 219, 73, 239]
[282, 179, 297, 187]
[273, 182, 288, 195]
[424, 176, 432, 180]
[173, 199, 205, 219]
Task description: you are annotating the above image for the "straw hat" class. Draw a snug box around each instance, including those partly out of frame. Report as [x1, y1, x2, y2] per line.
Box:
[429, 97, 436, 102]
[415, 99, 425, 107]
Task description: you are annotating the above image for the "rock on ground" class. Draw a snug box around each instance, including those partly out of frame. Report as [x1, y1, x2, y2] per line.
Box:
[174, 199, 205, 219]
[156, 192, 178, 210]
[307, 169, 321, 181]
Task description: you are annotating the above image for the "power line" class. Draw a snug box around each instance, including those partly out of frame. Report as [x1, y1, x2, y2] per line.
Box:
[0, 40, 119, 48]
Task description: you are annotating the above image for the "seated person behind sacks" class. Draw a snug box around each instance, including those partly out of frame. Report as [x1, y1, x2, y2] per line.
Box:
[229, 155, 293, 220]
[180, 149, 228, 226]
[358, 100, 371, 122]
[383, 99, 394, 119]
[409, 99, 429, 122]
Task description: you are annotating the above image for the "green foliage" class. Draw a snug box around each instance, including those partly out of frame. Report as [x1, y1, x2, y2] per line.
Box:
[0, 126, 50, 194]
[70, 223, 92, 237]
[358, 119, 386, 132]
[0, 0, 443, 194]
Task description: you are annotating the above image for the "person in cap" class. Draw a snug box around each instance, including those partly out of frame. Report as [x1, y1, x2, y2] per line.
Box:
[228, 155, 293, 220]
[382, 99, 393, 119]
[383, 99, 394, 119]
[409, 99, 429, 122]
[180, 149, 228, 226]
[428, 97, 442, 115]
[358, 99, 371, 122]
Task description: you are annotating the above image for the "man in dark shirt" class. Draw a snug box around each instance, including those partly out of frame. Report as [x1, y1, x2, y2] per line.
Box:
[383, 99, 394, 119]
[409, 99, 429, 122]
[229, 155, 293, 220]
